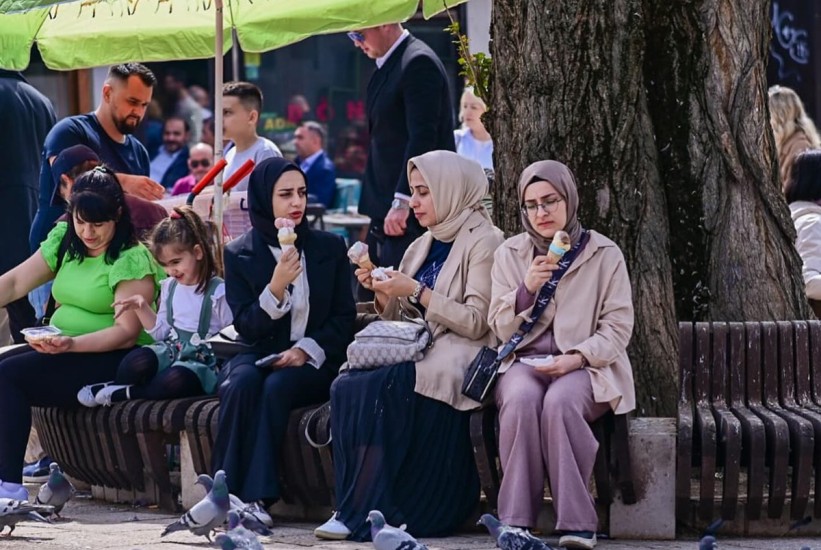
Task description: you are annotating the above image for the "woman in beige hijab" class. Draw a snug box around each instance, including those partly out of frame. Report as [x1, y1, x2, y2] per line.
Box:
[488, 160, 635, 550]
[315, 150, 503, 542]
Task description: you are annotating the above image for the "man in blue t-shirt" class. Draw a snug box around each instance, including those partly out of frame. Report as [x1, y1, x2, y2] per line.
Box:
[29, 63, 165, 256]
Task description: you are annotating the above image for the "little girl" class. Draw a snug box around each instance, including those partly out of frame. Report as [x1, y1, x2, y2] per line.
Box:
[77, 206, 233, 406]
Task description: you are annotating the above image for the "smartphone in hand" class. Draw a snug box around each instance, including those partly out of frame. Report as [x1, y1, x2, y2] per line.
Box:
[255, 352, 283, 368]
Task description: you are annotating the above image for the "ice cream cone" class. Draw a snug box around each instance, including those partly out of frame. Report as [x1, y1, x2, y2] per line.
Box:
[545, 230, 571, 264]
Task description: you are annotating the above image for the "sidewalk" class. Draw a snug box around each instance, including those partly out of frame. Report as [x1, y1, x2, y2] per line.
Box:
[3, 488, 817, 549]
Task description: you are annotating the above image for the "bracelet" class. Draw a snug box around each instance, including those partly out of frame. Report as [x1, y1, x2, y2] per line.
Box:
[409, 281, 426, 304]
[573, 351, 588, 370]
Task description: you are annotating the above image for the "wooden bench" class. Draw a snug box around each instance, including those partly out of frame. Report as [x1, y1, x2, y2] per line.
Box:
[677, 321, 821, 524]
[469, 405, 636, 518]
[34, 396, 214, 511]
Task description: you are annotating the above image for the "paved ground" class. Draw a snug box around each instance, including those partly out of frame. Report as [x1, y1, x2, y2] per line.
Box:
[1, 488, 818, 549]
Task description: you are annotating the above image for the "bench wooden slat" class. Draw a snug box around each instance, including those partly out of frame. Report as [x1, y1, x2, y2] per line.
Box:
[744, 323, 789, 519]
[693, 323, 717, 521]
[708, 323, 741, 520]
[676, 322, 695, 523]
[727, 322, 765, 519]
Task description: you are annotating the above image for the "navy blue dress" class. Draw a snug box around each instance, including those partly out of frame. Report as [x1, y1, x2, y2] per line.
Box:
[331, 240, 480, 541]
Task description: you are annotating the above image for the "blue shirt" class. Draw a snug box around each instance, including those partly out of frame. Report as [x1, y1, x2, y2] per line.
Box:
[29, 113, 150, 252]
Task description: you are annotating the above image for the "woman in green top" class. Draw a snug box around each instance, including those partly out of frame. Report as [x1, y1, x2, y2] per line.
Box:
[0, 166, 164, 501]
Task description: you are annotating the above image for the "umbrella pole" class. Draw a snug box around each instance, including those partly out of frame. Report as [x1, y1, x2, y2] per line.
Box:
[213, 0, 225, 267]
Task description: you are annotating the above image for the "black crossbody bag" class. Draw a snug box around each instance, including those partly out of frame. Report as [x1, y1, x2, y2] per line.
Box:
[461, 231, 590, 402]
[35, 233, 69, 327]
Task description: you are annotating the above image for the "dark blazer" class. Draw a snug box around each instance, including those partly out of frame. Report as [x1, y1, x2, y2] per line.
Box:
[224, 227, 356, 371]
[152, 146, 190, 190]
[301, 151, 337, 208]
[0, 70, 55, 274]
[359, 34, 455, 221]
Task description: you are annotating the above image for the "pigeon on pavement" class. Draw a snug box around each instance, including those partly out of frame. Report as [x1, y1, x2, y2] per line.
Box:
[213, 510, 264, 549]
[195, 473, 272, 535]
[0, 498, 53, 536]
[161, 469, 229, 542]
[367, 510, 429, 550]
[477, 514, 554, 550]
[698, 535, 717, 549]
[35, 463, 75, 517]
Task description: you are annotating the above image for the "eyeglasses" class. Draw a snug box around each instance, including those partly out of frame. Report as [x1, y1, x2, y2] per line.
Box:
[521, 198, 563, 215]
[190, 159, 211, 169]
[347, 31, 365, 43]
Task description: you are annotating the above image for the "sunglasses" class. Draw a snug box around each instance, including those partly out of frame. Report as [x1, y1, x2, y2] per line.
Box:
[347, 31, 365, 43]
[190, 159, 211, 169]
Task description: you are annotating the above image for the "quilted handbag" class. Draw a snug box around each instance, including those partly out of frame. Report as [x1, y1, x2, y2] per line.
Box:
[345, 315, 432, 370]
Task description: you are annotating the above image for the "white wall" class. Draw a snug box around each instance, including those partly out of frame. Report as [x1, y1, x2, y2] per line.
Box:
[466, 0, 491, 55]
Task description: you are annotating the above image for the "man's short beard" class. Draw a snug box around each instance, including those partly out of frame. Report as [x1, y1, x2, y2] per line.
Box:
[113, 116, 139, 135]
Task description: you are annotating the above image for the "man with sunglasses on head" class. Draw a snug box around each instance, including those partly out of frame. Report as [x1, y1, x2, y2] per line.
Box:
[170, 142, 215, 196]
[347, 24, 455, 285]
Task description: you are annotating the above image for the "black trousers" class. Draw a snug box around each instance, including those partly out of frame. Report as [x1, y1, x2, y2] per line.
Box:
[211, 354, 335, 502]
[0, 346, 134, 482]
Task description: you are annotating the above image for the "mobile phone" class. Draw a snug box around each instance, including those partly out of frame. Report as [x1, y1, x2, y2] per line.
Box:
[255, 352, 283, 368]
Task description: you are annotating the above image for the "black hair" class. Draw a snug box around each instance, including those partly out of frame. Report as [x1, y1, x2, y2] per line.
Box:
[108, 63, 157, 87]
[223, 81, 263, 114]
[148, 206, 221, 293]
[164, 115, 190, 133]
[786, 150, 821, 204]
[66, 166, 137, 264]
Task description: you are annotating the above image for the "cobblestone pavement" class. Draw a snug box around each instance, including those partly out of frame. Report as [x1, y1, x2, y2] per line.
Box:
[1, 491, 817, 549]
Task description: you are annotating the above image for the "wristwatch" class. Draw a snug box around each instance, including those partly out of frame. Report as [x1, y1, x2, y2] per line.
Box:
[391, 198, 409, 210]
[408, 281, 426, 304]
[572, 351, 589, 370]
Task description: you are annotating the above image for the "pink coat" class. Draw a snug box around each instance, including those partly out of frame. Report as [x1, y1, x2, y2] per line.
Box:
[489, 231, 636, 414]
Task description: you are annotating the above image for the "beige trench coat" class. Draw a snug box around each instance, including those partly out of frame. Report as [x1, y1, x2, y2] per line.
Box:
[488, 231, 636, 414]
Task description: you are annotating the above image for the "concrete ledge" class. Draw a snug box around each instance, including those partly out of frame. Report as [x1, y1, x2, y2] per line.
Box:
[609, 417, 676, 540]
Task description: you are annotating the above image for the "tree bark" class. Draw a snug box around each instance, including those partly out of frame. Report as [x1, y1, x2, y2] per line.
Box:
[488, 0, 810, 417]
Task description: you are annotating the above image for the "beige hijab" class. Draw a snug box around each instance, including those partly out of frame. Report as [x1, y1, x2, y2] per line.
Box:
[517, 160, 583, 253]
[407, 151, 491, 243]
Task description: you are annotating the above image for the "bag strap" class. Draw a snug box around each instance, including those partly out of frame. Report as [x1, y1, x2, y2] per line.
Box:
[196, 277, 223, 339]
[304, 402, 332, 449]
[497, 230, 591, 362]
[166, 279, 178, 328]
[42, 232, 70, 324]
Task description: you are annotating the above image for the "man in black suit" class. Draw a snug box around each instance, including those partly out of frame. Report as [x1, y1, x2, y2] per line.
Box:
[295, 121, 337, 208]
[0, 70, 56, 343]
[350, 23, 455, 270]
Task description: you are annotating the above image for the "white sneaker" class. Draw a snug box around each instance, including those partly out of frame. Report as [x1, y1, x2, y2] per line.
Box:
[559, 532, 597, 549]
[94, 384, 131, 407]
[314, 512, 351, 540]
[77, 382, 113, 407]
[0, 480, 29, 501]
[245, 501, 274, 528]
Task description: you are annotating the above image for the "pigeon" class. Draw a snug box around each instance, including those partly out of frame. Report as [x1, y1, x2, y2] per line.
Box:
[213, 510, 264, 549]
[35, 462, 75, 517]
[0, 498, 53, 536]
[194, 473, 272, 535]
[477, 514, 554, 550]
[698, 535, 717, 550]
[367, 510, 429, 550]
[161, 469, 230, 542]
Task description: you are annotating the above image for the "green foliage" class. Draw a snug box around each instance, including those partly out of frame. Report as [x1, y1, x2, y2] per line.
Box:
[444, 15, 492, 108]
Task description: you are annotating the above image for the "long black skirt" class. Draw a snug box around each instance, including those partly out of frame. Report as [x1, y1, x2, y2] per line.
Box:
[331, 361, 479, 541]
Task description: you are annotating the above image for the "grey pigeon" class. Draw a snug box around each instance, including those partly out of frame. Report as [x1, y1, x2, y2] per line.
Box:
[195, 473, 272, 535]
[161, 469, 230, 542]
[477, 514, 554, 550]
[367, 510, 429, 550]
[35, 462, 75, 517]
[213, 510, 264, 549]
[0, 498, 53, 536]
[698, 535, 717, 549]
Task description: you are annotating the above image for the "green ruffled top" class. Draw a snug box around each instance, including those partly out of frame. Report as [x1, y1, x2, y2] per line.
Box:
[40, 222, 165, 345]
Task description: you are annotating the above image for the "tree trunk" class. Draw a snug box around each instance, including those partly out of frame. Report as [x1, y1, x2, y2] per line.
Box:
[488, 0, 810, 417]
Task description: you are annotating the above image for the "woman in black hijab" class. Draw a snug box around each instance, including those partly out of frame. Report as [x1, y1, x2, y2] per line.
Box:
[212, 157, 356, 509]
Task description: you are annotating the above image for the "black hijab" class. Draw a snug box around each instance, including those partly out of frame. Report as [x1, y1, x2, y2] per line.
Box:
[247, 157, 310, 251]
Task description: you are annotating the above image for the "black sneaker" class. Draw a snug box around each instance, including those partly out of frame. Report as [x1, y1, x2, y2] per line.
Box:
[22, 456, 52, 483]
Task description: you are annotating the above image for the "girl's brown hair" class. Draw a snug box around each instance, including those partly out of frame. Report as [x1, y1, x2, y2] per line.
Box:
[147, 206, 221, 293]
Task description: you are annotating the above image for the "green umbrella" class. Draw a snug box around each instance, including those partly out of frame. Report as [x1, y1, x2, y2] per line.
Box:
[0, 0, 466, 235]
